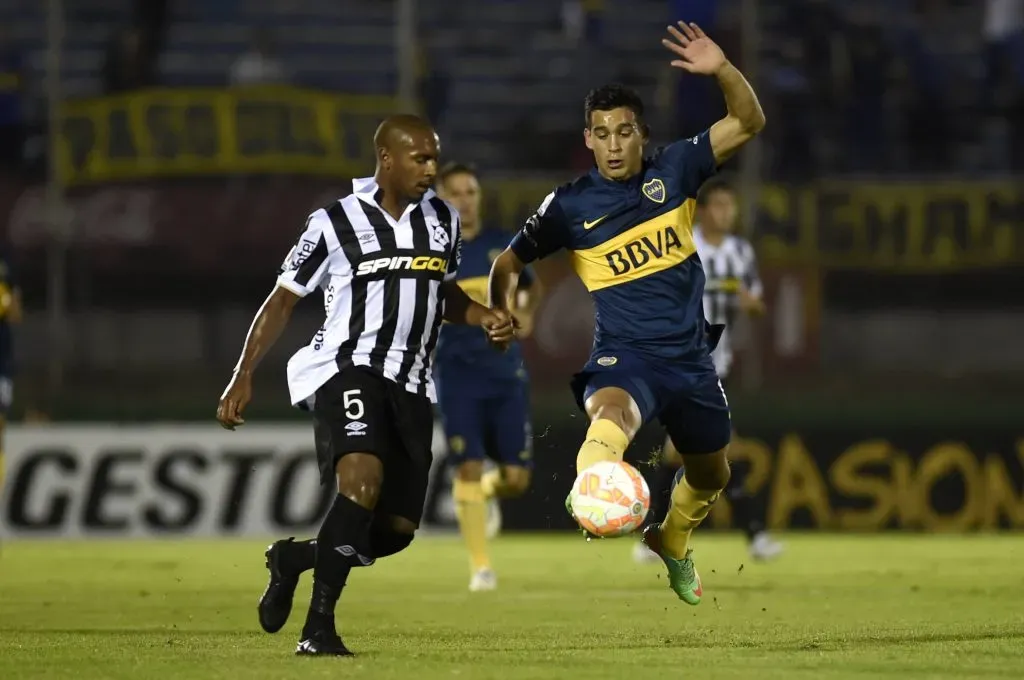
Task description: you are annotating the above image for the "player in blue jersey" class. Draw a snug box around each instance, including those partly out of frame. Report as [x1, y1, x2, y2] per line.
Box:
[435, 162, 543, 592]
[0, 248, 21, 514]
[489, 21, 765, 605]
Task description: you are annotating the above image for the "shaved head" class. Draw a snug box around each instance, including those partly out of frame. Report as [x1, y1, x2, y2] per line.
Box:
[374, 114, 437, 152]
[373, 114, 440, 207]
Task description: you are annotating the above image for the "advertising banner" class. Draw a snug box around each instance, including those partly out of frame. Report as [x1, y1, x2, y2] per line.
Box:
[3, 423, 1020, 538]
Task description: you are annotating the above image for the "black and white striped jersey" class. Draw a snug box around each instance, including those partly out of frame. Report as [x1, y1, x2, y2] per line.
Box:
[277, 176, 462, 406]
[695, 225, 762, 378]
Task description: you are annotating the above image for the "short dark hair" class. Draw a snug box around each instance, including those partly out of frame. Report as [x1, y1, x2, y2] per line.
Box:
[583, 84, 646, 131]
[697, 175, 737, 205]
[437, 161, 478, 185]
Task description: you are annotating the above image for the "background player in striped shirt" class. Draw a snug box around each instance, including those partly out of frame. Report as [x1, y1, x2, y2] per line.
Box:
[216, 115, 515, 657]
[635, 176, 783, 563]
[434, 162, 544, 592]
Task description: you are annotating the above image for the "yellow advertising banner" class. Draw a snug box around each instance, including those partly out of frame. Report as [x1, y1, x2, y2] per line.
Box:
[485, 179, 1024, 272]
[58, 86, 399, 185]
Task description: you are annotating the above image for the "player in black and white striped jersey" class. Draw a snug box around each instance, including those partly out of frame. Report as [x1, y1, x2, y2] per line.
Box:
[217, 115, 515, 657]
[635, 176, 783, 563]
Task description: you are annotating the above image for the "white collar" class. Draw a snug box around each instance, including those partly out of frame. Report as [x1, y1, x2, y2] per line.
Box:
[352, 176, 436, 202]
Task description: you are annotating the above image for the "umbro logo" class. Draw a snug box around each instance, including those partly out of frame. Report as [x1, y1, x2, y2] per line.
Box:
[345, 421, 367, 436]
[335, 544, 375, 566]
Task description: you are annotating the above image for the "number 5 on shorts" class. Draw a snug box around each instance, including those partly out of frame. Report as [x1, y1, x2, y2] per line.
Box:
[343, 389, 364, 420]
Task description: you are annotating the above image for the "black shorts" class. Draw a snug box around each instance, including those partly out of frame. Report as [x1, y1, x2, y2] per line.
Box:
[311, 367, 435, 525]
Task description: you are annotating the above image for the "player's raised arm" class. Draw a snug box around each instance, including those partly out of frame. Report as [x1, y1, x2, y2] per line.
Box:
[662, 21, 765, 164]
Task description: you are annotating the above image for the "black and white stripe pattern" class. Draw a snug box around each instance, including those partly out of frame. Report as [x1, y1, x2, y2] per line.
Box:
[695, 225, 762, 378]
[277, 177, 461, 406]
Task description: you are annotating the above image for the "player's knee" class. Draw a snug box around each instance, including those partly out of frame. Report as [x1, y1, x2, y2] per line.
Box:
[590, 403, 638, 439]
[334, 453, 384, 505]
[456, 459, 484, 482]
[585, 388, 642, 438]
[501, 466, 531, 496]
[369, 515, 417, 558]
[369, 528, 415, 558]
[682, 447, 731, 491]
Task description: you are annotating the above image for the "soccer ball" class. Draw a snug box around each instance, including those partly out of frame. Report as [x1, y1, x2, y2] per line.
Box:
[569, 460, 651, 538]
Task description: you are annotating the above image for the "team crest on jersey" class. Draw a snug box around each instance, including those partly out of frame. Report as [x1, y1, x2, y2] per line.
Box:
[596, 356, 618, 367]
[426, 217, 450, 248]
[642, 178, 666, 204]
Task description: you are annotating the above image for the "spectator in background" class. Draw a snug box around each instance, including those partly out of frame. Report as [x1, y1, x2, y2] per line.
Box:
[417, 37, 450, 128]
[0, 26, 25, 171]
[562, 0, 604, 46]
[230, 30, 288, 86]
[835, 8, 897, 172]
[103, 26, 155, 93]
[984, 0, 1024, 103]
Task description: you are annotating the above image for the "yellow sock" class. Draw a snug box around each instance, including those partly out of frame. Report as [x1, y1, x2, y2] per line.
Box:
[452, 479, 490, 571]
[480, 470, 501, 498]
[660, 475, 723, 559]
[576, 419, 630, 474]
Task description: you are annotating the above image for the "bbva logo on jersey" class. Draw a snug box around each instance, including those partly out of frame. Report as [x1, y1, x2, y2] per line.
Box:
[605, 225, 684, 276]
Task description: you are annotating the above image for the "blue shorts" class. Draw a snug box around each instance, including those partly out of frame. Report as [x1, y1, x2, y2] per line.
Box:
[436, 368, 533, 468]
[570, 351, 730, 455]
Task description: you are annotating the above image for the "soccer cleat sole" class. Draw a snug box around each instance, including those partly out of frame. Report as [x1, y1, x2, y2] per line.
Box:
[295, 638, 354, 657]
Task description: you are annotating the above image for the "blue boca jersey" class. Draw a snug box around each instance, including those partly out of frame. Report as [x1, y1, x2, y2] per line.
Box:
[510, 131, 719, 367]
[435, 227, 534, 381]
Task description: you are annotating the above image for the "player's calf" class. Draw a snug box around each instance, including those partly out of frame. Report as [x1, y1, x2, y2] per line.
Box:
[297, 454, 381, 656]
[660, 448, 730, 556]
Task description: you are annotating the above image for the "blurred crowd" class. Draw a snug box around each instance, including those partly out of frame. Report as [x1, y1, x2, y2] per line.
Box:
[0, 0, 1021, 177]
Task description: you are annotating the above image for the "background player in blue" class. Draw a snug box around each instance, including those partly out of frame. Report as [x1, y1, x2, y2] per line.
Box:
[489, 21, 765, 605]
[435, 162, 544, 592]
[0, 248, 21, 514]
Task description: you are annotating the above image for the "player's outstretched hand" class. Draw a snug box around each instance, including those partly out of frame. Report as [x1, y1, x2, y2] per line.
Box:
[481, 308, 518, 350]
[217, 371, 252, 430]
[662, 21, 726, 75]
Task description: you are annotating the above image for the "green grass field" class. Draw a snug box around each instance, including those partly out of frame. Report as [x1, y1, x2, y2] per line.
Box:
[2, 534, 1023, 679]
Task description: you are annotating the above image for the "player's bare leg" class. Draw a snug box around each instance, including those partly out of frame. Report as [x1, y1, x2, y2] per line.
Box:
[642, 446, 730, 604]
[565, 387, 642, 523]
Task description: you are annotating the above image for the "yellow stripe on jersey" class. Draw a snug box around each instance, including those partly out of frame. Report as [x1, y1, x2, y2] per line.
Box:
[458, 275, 489, 305]
[569, 200, 698, 291]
